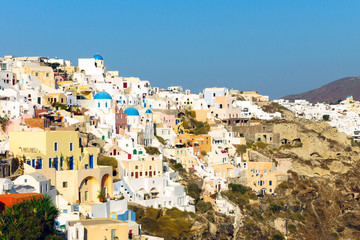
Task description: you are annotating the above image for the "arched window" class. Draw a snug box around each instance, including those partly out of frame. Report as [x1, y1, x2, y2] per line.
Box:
[133, 149, 137, 155]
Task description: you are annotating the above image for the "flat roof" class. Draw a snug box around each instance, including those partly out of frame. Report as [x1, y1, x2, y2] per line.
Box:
[68, 218, 127, 227]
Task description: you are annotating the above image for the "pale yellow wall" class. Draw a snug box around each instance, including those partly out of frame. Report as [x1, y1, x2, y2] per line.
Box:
[245, 162, 278, 194]
[43, 93, 67, 105]
[84, 221, 128, 240]
[194, 109, 210, 122]
[21, 65, 55, 88]
[213, 163, 234, 178]
[166, 148, 196, 170]
[9, 130, 99, 171]
[121, 159, 162, 178]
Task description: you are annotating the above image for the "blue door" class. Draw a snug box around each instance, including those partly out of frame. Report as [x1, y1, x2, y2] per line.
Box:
[89, 155, 94, 169]
[32, 159, 35, 168]
[27, 160, 31, 165]
[69, 157, 74, 170]
[39, 159, 43, 169]
[54, 158, 58, 171]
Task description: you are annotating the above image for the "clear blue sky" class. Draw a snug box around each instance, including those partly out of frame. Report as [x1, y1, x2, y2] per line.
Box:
[2, 1, 360, 99]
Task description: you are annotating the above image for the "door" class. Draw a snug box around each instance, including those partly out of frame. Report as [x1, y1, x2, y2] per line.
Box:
[135, 172, 138, 178]
[54, 158, 58, 171]
[149, 171, 152, 177]
[69, 157, 74, 170]
[89, 155, 94, 169]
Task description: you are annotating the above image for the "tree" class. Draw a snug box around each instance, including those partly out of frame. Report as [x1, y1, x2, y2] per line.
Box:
[323, 114, 330, 121]
[236, 145, 247, 156]
[0, 195, 59, 240]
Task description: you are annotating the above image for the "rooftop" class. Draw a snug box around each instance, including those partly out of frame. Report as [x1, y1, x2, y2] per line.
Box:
[68, 218, 126, 227]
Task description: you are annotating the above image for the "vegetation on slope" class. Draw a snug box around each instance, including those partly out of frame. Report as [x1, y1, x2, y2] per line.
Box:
[0, 195, 60, 240]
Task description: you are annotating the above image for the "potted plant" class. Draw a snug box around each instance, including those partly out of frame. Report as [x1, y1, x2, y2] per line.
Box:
[97, 191, 106, 202]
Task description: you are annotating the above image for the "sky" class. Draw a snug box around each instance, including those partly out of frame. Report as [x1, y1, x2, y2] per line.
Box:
[2, 1, 360, 99]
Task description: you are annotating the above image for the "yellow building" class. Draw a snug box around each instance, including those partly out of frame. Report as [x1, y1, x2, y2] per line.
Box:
[66, 218, 128, 240]
[9, 130, 98, 171]
[9, 129, 113, 203]
[43, 93, 67, 106]
[244, 161, 278, 195]
[62, 84, 93, 100]
[119, 156, 163, 179]
[172, 118, 190, 135]
[13, 65, 55, 88]
[175, 134, 211, 154]
[165, 148, 197, 170]
[212, 163, 235, 178]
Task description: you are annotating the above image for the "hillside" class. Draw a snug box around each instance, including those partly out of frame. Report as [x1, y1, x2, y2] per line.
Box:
[283, 77, 360, 103]
[231, 107, 360, 239]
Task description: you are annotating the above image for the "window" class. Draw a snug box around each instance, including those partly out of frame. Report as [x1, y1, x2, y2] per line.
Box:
[35, 72, 38, 76]
[269, 181, 272, 186]
[54, 142, 58, 152]
[63, 182, 68, 188]
[70, 142, 73, 152]
[105, 102, 108, 108]
[135, 165, 138, 169]
[24, 179, 27, 183]
[98, 102, 100, 108]
[46, 73, 49, 77]
[49, 158, 52, 168]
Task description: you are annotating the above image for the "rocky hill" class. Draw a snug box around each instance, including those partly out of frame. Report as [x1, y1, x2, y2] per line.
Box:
[232, 107, 360, 239]
[283, 77, 360, 103]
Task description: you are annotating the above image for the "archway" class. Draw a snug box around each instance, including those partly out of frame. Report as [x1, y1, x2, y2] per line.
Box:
[79, 176, 100, 203]
[101, 174, 112, 197]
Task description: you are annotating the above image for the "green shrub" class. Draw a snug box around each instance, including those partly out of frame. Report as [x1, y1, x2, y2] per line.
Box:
[270, 204, 282, 213]
[196, 200, 213, 213]
[236, 145, 247, 156]
[229, 183, 250, 194]
[98, 156, 118, 169]
[155, 135, 165, 145]
[145, 146, 161, 155]
[272, 233, 284, 240]
[187, 183, 202, 200]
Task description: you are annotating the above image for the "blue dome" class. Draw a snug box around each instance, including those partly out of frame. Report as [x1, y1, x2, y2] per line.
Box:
[145, 109, 152, 114]
[94, 91, 112, 100]
[125, 107, 139, 116]
[93, 54, 103, 60]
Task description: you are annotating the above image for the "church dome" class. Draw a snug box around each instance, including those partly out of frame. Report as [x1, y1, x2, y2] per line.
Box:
[145, 109, 152, 114]
[125, 107, 139, 116]
[93, 54, 103, 60]
[94, 91, 112, 100]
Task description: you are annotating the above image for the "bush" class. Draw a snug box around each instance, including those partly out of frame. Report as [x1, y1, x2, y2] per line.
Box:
[196, 200, 213, 213]
[246, 141, 253, 148]
[229, 183, 250, 194]
[155, 135, 165, 145]
[145, 146, 161, 155]
[0, 195, 59, 240]
[187, 183, 202, 200]
[98, 156, 118, 169]
[323, 114, 330, 121]
[270, 204, 282, 213]
[255, 141, 267, 149]
[272, 233, 284, 240]
[236, 145, 247, 156]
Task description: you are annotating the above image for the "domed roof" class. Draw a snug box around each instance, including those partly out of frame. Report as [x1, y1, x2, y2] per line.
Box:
[145, 109, 152, 114]
[125, 107, 139, 116]
[93, 54, 103, 60]
[94, 91, 112, 100]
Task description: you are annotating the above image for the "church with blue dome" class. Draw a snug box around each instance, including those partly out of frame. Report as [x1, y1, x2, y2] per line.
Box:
[93, 91, 113, 113]
[93, 54, 103, 61]
[124, 107, 139, 116]
[94, 91, 112, 100]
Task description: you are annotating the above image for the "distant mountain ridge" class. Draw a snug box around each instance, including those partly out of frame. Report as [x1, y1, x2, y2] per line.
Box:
[282, 77, 360, 103]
